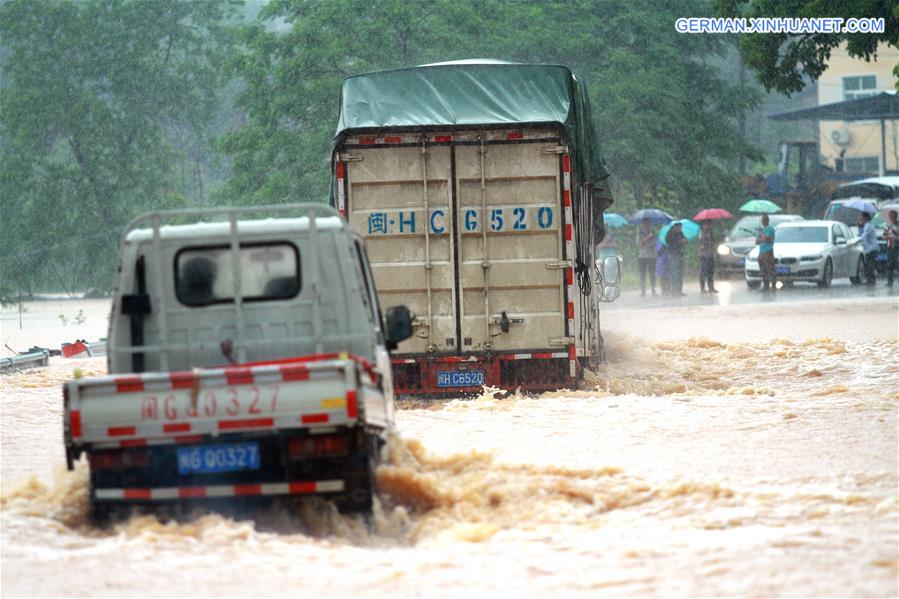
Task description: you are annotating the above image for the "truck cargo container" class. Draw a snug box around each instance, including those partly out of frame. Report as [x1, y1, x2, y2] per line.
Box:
[330, 60, 619, 396]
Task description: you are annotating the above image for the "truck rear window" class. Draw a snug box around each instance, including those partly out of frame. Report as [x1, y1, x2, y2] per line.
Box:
[175, 242, 300, 306]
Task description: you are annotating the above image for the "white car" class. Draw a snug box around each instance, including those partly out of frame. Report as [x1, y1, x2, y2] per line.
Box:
[744, 220, 866, 288]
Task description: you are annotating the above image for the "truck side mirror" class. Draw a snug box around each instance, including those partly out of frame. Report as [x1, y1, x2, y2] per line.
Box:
[385, 305, 413, 349]
[600, 255, 621, 302]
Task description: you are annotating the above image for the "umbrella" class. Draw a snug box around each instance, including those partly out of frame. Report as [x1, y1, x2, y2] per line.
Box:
[693, 208, 733, 221]
[740, 199, 782, 214]
[628, 208, 673, 225]
[658, 219, 700, 244]
[841, 198, 877, 214]
[603, 213, 628, 228]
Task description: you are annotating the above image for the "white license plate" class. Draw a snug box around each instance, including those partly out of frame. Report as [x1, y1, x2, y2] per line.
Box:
[177, 442, 260, 475]
[437, 370, 485, 388]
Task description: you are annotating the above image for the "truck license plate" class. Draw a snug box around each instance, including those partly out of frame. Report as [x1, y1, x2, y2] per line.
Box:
[775, 265, 790, 275]
[177, 442, 260, 475]
[437, 370, 485, 388]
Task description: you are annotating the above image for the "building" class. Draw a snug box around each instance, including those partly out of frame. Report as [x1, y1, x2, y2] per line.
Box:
[817, 43, 899, 176]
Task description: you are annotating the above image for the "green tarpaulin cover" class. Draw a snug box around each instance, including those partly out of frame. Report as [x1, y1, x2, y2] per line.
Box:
[334, 60, 611, 200]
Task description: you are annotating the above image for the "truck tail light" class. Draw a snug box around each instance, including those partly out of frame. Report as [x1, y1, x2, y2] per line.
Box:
[89, 449, 149, 471]
[288, 435, 348, 459]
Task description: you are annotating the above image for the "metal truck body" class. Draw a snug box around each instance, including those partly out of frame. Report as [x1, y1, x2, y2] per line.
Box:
[331, 61, 618, 396]
[62, 204, 412, 521]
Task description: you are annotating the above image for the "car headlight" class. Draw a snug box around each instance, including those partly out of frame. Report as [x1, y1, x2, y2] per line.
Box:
[800, 255, 823, 261]
[717, 244, 730, 256]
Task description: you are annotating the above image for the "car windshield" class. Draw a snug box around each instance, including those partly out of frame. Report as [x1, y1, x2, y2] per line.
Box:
[775, 227, 828, 243]
[728, 215, 796, 239]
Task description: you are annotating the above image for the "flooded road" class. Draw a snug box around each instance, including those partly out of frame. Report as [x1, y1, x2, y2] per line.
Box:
[2, 296, 897, 597]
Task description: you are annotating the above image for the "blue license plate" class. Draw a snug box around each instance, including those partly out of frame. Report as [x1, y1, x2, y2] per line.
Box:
[736, 258, 745, 267]
[177, 442, 260, 475]
[776, 265, 790, 275]
[437, 370, 485, 388]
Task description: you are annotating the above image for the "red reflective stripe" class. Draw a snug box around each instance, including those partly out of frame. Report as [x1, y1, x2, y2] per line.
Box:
[225, 367, 254, 386]
[175, 434, 204, 444]
[218, 418, 274, 431]
[164, 422, 191, 433]
[563, 189, 571, 207]
[169, 372, 196, 389]
[280, 364, 310, 381]
[358, 136, 376, 145]
[115, 376, 144, 393]
[533, 352, 555, 359]
[383, 136, 402, 143]
[563, 155, 571, 173]
[346, 390, 358, 419]
[234, 484, 262, 496]
[301, 413, 329, 424]
[507, 132, 524, 139]
[336, 161, 345, 178]
[108, 426, 136, 437]
[124, 488, 151, 500]
[566, 267, 573, 286]
[289, 482, 316, 494]
[339, 208, 346, 217]
[568, 345, 577, 360]
[434, 135, 453, 143]
[120, 438, 148, 447]
[568, 302, 575, 319]
[565, 224, 573, 241]
[179, 487, 207, 498]
[70, 410, 82, 438]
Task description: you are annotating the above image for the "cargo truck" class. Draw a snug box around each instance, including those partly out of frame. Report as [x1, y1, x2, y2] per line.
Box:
[62, 204, 413, 523]
[330, 60, 619, 396]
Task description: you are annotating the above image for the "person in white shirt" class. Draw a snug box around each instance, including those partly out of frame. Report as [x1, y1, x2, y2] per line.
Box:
[857, 212, 879, 286]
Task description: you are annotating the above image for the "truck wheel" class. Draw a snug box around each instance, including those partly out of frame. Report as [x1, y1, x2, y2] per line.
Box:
[338, 433, 381, 514]
[89, 501, 125, 528]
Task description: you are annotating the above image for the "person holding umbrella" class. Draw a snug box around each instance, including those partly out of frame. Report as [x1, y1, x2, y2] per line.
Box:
[857, 211, 879, 286]
[637, 219, 657, 297]
[756, 214, 776, 291]
[698, 220, 719, 293]
[693, 208, 731, 294]
[665, 222, 687, 295]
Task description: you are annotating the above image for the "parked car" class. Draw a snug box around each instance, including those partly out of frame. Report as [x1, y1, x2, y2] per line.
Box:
[717, 214, 804, 276]
[825, 199, 899, 273]
[744, 220, 865, 289]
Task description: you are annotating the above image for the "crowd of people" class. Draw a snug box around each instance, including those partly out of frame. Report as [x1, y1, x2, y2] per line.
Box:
[634, 219, 718, 297]
[625, 209, 899, 296]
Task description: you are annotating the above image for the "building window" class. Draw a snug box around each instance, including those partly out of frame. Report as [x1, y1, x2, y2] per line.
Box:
[843, 75, 877, 100]
[843, 156, 880, 173]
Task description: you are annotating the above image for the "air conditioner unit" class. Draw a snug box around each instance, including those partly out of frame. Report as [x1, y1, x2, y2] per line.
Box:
[831, 129, 852, 146]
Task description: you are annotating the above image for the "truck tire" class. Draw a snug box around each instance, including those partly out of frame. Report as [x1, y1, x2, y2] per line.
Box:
[338, 432, 382, 514]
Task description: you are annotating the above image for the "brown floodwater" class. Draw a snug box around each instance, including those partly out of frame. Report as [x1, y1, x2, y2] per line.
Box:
[1, 297, 897, 597]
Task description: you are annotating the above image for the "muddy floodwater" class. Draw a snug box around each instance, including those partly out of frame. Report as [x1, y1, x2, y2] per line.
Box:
[1, 296, 897, 597]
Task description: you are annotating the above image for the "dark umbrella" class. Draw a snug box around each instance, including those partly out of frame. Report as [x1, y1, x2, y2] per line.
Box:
[628, 208, 673, 225]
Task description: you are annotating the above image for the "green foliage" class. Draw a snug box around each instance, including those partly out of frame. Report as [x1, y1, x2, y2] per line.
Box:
[716, 0, 899, 95]
[223, 0, 762, 221]
[0, 0, 239, 293]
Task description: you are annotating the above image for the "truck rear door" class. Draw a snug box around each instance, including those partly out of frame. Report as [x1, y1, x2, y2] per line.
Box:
[340, 129, 567, 355]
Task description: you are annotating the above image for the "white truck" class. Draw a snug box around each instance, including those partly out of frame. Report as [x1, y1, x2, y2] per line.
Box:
[62, 204, 413, 523]
[331, 60, 619, 396]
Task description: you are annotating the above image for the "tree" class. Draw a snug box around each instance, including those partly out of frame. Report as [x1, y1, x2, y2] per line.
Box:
[716, 0, 899, 95]
[225, 0, 762, 218]
[0, 0, 239, 292]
